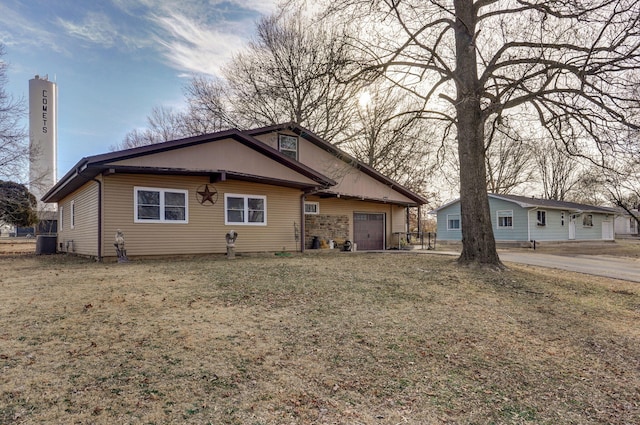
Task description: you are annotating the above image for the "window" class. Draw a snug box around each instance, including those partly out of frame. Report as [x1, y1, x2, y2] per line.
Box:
[447, 214, 461, 230]
[497, 210, 513, 228]
[134, 187, 188, 223]
[583, 214, 593, 227]
[59, 206, 64, 230]
[70, 200, 75, 229]
[304, 201, 319, 215]
[560, 211, 565, 226]
[537, 210, 546, 226]
[278, 134, 298, 160]
[631, 218, 637, 232]
[225, 194, 266, 225]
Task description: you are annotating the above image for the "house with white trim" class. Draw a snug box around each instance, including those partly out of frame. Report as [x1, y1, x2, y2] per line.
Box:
[432, 194, 616, 243]
[42, 123, 427, 259]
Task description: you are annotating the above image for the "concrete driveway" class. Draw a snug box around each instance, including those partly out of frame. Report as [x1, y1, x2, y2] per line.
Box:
[499, 251, 640, 283]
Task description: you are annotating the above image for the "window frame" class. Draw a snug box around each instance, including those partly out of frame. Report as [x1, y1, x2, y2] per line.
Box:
[278, 134, 298, 160]
[224, 193, 267, 226]
[446, 214, 461, 230]
[304, 201, 319, 215]
[583, 214, 593, 227]
[497, 210, 513, 228]
[70, 200, 75, 229]
[134, 187, 189, 224]
[536, 210, 547, 226]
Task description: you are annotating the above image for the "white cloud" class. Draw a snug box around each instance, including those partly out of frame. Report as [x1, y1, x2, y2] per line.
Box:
[226, 0, 279, 15]
[57, 12, 118, 48]
[0, 5, 66, 53]
[112, 0, 280, 75]
[151, 12, 247, 76]
[113, 0, 278, 19]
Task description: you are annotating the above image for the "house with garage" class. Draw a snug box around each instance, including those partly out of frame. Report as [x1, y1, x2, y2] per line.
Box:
[42, 123, 427, 260]
[432, 194, 616, 244]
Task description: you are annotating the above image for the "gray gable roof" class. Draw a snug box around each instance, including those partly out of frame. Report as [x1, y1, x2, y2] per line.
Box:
[431, 193, 616, 214]
[490, 194, 616, 214]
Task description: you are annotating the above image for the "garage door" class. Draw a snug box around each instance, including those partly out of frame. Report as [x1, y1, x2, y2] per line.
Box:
[354, 213, 385, 251]
[602, 220, 614, 240]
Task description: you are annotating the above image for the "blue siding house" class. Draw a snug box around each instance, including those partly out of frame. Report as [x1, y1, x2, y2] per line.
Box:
[432, 194, 616, 243]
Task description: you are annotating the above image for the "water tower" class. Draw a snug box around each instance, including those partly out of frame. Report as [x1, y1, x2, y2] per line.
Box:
[29, 75, 57, 212]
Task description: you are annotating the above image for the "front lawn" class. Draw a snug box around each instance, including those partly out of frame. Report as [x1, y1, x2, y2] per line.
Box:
[1, 252, 638, 424]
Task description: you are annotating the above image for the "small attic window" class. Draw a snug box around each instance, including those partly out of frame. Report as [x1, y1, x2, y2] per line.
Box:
[278, 134, 298, 160]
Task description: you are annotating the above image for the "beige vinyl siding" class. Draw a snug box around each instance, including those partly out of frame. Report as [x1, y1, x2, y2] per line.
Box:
[308, 196, 406, 248]
[57, 179, 100, 256]
[102, 174, 302, 257]
[254, 131, 417, 205]
[251, 131, 284, 150]
[109, 137, 317, 186]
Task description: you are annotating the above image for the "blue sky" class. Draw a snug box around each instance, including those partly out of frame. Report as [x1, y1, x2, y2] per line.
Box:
[1, 0, 277, 178]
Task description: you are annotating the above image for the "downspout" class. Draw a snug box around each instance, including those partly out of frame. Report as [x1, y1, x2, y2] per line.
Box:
[300, 193, 306, 253]
[91, 177, 103, 261]
[300, 186, 333, 253]
[528, 207, 538, 245]
[406, 206, 410, 233]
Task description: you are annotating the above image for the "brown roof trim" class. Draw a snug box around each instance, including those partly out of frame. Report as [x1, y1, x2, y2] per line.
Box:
[312, 189, 421, 207]
[246, 123, 429, 205]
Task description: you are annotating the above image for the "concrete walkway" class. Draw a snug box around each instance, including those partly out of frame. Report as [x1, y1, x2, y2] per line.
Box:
[499, 251, 640, 283]
[412, 248, 640, 283]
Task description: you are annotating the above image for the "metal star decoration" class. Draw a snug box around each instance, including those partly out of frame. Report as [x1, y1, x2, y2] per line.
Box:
[196, 184, 218, 205]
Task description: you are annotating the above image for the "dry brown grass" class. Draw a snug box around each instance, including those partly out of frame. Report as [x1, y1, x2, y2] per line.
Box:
[0, 240, 36, 255]
[1, 251, 639, 424]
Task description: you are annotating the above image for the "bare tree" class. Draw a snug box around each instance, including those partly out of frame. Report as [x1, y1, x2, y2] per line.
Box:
[484, 117, 536, 194]
[181, 75, 236, 134]
[329, 0, 640, 267]
[342, 82, 435, 191]
[533, 140, 583, 201]
[223, 7, 360, 141]
[0, 44, 28, 182]
[112, 106, 186, 150]
[601, 152, 640, 230]
[121, 5, 437, 200]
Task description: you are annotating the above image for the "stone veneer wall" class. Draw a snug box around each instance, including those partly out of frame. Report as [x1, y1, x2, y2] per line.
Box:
[305, 214, 350, 249]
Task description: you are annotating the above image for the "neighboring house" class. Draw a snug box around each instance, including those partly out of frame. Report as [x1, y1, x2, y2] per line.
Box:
[432, 194, 616, 243]
[614, 209, 639, 237]
[42, 123, 427, 259]
[0, 221, 14, 237]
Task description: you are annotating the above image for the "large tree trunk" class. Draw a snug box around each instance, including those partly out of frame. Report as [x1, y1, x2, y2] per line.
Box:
[453, 0, 502, 267]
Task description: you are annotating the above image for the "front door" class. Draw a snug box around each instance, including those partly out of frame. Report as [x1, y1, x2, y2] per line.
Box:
[602, 220, 614, 240]
[354, 213, 385, 250]
[569, 214, 576, 240]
